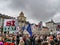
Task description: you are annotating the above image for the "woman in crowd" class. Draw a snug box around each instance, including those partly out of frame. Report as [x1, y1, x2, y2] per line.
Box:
[19, 37, 24, 45]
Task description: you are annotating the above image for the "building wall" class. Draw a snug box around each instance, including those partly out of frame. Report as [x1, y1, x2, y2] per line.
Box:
[31, 24, 40, 34]
[40, 27, 49, 35]
[46, 23, 56, 34]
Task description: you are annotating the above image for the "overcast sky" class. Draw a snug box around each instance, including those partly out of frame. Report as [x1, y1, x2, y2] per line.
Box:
[0, 0, 60, 24]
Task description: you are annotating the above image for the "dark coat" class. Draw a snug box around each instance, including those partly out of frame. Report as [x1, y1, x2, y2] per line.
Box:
[25, 38, 31, 45]
[54, 38, 60, 45]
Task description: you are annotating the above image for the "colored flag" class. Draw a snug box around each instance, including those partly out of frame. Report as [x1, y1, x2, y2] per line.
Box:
[26, 24, 32, 36]
[22, 23, 32, 36]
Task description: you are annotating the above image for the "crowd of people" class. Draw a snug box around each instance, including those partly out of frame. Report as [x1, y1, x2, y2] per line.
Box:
[0, 32, 60, 45]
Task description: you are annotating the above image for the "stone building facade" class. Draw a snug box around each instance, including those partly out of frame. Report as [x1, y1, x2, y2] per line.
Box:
[40, 26, 49, 35]
[46, 20, 57, 34]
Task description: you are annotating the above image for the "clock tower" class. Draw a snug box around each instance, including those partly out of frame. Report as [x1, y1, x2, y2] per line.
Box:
[17, 11, 26, 29]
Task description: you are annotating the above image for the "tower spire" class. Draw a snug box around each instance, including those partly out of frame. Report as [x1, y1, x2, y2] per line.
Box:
[51, 19, 54, 23]
[19, 11, 24, 16]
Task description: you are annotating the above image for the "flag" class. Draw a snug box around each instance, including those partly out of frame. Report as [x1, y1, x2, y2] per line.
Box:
[26, 24, 32, 36]
[22, 23, 32, 36]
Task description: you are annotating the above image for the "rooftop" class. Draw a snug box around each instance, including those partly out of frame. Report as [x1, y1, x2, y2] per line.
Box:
[0, 13, 15, 19]
[46, 19, 56, 24]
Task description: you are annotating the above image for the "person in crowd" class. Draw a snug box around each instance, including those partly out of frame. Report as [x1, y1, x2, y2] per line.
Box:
[48, 35, 56, 45]
[42, 41, 50, 45]
[54, 34, 60, 45]
[31, 34, 36, 45]
[0, 36, 3, 45]
[16, 33, 20, 45]
[24, 34, 31, 45]
[38, 35, 44, 45]
[0, 31, 60, 45]
[43, 35, 47, 41]
[19, 37, 24, 45]
[12, 36, 15, 43]
[35, 34, 40, 45]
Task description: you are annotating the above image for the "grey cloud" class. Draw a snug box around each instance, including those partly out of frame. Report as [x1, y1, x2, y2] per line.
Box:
[1, 0, 60, 23]
[8, 0, 29, 10]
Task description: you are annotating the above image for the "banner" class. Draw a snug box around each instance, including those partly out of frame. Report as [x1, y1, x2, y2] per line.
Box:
[3, 19, 18, 32]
